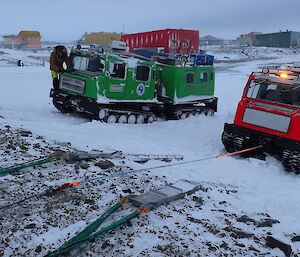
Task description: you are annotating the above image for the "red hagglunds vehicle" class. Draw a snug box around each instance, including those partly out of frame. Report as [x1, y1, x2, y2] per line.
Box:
[222, 67, 300, 173]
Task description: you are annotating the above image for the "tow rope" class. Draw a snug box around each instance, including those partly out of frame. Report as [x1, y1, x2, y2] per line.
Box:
[0, 151, 183, 176]
[0, 151, 122, 176]
[0, 145, 263, 210]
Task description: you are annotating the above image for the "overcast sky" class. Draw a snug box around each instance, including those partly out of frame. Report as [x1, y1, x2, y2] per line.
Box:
[1, 0, 300, 42]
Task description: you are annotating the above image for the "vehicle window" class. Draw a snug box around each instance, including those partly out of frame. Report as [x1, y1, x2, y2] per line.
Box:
[246, 80, 300, 106]
[186, 72, 194, 83]
[201, 72, 208, 82]
[73, 56, 89, 70]
[73, 56, 104, 73]
[87, 57, 104, 72]
[136, 65, 150, 81]
[109, 62, 126, 79]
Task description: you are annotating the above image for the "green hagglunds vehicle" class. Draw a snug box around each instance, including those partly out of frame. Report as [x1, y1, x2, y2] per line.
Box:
[50, 47, 217, 124]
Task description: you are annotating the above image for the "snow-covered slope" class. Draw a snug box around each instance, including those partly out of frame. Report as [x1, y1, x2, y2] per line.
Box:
[203, 45, 300, 63]
[0, 47, 300, 256]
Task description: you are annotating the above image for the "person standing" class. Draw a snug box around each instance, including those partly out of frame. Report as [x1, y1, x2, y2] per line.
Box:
[50, 46, 72, 91]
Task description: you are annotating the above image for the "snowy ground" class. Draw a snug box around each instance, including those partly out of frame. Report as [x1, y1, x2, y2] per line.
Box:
[0, 47, 300, 256]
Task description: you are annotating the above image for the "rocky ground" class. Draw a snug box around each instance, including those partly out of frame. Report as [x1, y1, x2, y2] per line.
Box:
[1, 125, 299, 257]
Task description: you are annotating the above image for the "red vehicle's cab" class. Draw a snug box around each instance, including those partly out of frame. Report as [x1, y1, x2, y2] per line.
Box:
[222, 67, 300, 173]
[235, 70, 300, 141]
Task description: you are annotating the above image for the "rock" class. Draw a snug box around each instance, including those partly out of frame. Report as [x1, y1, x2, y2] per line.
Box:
[19, 145, 28, 151]
[187, 216, 202, 224]
[80, 163, 90, 169]
[256, 218, 280, 227]
[134, 159, 149, 164]
[224, 226, 254, 239]
[33, 143, 40, 149]
[94, 160, 115, 169]
[291, 235, 300, 242]
[101, 240, 112, 249]
[231, 230, 254, 239]
[19, 130, 32, 137]
[220, 242, 229, 250]
[236, 215, 280, 228]
[192, 196, 204, 206]
[11, 226, 18, 232]
[25, 223, 36, 229]
[236, 215, 255, 224]
[248, 245, 260, 252]
[35, 245, 42, 253]
[84, 198, 95, 205]
[266, 236, 292, 257]
[7, 144, 16, 150]
[122, 188, 132, 194]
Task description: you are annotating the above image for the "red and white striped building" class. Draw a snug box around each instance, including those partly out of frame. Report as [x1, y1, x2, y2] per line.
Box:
[121, 29, 199, 55]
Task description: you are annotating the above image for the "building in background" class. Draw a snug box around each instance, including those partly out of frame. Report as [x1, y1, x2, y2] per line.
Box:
[121, 29, 199, 54]
[255, 31, 300, 48]
[84, 32, 122, 45]
[3, 34, 18, 48]
[200, 35, 224, 46]
[2, 31, 41, 49]
[237, 32, 262, 46]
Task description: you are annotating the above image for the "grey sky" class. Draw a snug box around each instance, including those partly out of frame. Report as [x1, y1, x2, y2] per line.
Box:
[1, 0, 299, 42]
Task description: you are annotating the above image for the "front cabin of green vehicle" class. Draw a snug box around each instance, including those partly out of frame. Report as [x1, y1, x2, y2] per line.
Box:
[58, 49, 157, 103]
[104, 55, 156, 101]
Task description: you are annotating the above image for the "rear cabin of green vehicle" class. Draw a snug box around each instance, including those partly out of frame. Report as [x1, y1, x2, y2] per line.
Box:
[158, 65, 215, 103]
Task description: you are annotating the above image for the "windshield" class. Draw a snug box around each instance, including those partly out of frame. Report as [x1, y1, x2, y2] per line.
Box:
[73, 56, 104, 73]
[246, 80, 300, 106]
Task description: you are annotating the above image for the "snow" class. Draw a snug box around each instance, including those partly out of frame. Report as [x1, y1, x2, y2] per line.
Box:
[174, 94, 215, 104]
[1, 47, 300, 256]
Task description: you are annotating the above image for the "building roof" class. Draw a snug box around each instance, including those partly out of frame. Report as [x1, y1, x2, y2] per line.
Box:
[18, 31, 41, 37]
[3, 35, 18, 38]
[122, 28, 199, 37]
[88, 32, 121, 34]
[201, 35, 223, 41]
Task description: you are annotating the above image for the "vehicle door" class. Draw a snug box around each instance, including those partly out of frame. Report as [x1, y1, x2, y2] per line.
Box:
[131, 63, 155, 100]
[105, 57, 127, 99]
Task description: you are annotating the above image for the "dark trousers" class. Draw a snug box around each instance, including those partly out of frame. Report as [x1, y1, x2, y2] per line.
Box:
[53, 78, 59, 91]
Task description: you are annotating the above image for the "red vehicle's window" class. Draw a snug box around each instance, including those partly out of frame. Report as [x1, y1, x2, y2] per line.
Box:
[246, 80, 300, 106]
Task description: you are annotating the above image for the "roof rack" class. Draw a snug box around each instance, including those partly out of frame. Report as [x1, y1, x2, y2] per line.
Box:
[254, 66, 300, 86]
[259, 64, 300, 74]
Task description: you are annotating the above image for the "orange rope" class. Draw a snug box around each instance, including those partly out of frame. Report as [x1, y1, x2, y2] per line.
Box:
[137, 207, 149, 215]
[120, 199, 129, 206]
[216, 145, 263, 158]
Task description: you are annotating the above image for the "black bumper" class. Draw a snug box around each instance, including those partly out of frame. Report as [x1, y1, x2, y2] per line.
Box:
[223, 123, 300, 152]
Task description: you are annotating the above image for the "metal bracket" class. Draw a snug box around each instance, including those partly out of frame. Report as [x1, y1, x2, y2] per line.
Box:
[127, 180, 201, 211]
